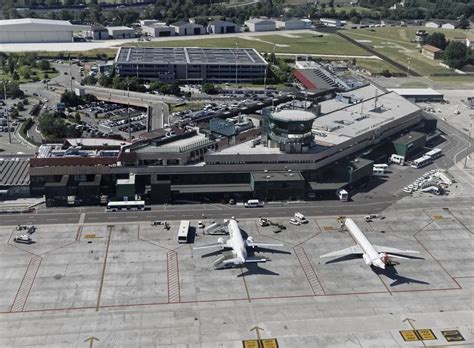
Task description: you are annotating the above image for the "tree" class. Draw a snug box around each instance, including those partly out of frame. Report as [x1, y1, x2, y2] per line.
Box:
[19, 65, 32, 79]
[458, 17, 470, 29]
[82, 75, 97, 86]
[202, 83, 216, 94]
[74, 112, 81, 123]
[38, 59, 51, 71]
[39, 111, 67, 139]
[17, 101, 24, 111]
[12, 71, 19, 81]
[426, 32, 447, 50]
[443, 41, 468, 69]
[60, 91, 83, 107]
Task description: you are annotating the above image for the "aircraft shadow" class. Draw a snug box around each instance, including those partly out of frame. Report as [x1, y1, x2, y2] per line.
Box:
[324, 254, 361, 264]
[249, 247, 291, 256]
[372, 266, 430, 287]
[237, 263, 280, 277]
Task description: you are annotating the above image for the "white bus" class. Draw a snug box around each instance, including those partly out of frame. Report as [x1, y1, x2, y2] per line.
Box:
[390, 154, 405, 166]
[425, 148, 442, 160]
[244, 199, 262, 208]
[177, 220, 190, 243]
[373, 167, 385, 176]
[106, 200, 145, 212]
[411, 155, 432, 169]
[373, 164, 388, 169]
[337, 189, 348, 202]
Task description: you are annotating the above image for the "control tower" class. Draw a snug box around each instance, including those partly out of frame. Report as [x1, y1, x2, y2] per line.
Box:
[262, 108, 316, 153]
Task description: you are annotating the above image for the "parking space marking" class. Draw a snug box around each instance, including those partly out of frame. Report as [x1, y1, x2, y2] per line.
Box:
[11, 255, 42, 312]
[167, 251, 180, 303]
[294, 245, 325, 295]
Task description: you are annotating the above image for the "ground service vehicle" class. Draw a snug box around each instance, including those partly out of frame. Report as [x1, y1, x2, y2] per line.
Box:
[245, 199, 262, 208]
[177, 220, 190, 244]
[106, 201, 145, 212]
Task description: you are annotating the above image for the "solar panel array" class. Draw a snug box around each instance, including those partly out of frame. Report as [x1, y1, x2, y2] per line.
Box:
[116, 47, 265, 65]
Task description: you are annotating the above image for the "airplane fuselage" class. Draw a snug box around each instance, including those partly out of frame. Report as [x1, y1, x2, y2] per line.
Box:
[227, 219, 247, 263]
[345, 218, 386, 269]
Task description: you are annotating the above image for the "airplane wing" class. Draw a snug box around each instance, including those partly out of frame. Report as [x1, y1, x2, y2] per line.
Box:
[320, 245, 363, 258]
[372, 245, 419, 254]
[193, 242, 225, 250]
[247, 241, 283, 248]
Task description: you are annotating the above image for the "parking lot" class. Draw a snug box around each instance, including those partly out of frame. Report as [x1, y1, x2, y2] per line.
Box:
[72, 101, 148, 138]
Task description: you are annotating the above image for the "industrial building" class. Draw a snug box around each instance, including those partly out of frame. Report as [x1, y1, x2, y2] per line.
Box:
[293, 61, 364, 93]
[170, 21, 205, 36]
[207, 20, 239, 34]
[275, 18, 310, 30]
[388, 88, 444, 102]
[83, 26, 109, 40]
[107, 26, 135, 39]
[244, 18, 276, 32]
[0, 18, 89, 43]
[141, 23, 175, 37]
[26, 83, 435, 206]
[114, 47, 268, 83]
[422, 45, 443, 60]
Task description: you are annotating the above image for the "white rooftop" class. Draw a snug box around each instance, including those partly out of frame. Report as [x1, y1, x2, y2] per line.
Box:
[313, 91, 420, 145]
[388, 88, 443, 96]
[217, 140, 282, 155]
[271, 109, 316, 122]
[319, 84, 385, 115]
[0, 18, 89, 30]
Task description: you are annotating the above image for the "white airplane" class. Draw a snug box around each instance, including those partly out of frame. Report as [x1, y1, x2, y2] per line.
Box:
[194, 218, 283, 266]
[320, 218, 419, 269]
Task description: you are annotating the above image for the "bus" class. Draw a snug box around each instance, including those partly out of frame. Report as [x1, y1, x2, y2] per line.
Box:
[337, 189, 348, 202]
[244, 199, 263, 208]
[425, 148, 442, 160]
[410, 155, 432, 169]
[106, 200, 145, 212]
[177, 220, 190, 244]
[373, 167, 385, 176]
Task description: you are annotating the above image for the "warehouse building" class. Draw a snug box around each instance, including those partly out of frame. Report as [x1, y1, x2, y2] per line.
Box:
[115, 47, 268, 83]
[107, 26, 135, 39]
[170, 21, 205, 36]
[207, 20, 239, 34]
[244, 18, 276, 32]
[0, 18, 89, 43]
[422, 45, 443, 60]
[142, 23, 174, 37]
[275, 18, 309, 30]
[388, 88, 444, 102]
[83, 26, 109, 40]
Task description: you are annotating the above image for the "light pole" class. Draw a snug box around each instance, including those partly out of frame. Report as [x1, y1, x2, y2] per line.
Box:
[3, 80, 11, 144]
[406, 57, 411, 83]
[235, 42, 238, 85]
[127, 79, 131, 141]
[464, 115, 473, 169]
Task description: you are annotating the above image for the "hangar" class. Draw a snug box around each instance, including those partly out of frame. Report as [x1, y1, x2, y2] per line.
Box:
[0, 18, 89, 43]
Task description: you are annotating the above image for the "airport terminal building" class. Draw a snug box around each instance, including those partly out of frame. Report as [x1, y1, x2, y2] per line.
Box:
[26, 84, 436, 207]
[114, 47, 268, 83]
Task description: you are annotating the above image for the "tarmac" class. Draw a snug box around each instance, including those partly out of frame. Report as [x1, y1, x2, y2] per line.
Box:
[0, 198, 472, 347]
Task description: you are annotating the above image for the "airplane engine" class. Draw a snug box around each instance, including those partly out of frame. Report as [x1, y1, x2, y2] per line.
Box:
[362, 253, 371, 265]
[217, 237, 224, 244]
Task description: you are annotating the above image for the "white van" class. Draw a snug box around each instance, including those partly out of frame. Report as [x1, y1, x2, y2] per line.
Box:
[244, 199, 262, 208]
[294, 212, 308, 224]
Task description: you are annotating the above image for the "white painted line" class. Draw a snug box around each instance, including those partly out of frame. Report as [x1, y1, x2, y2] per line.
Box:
[78, 213, 86, 224]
